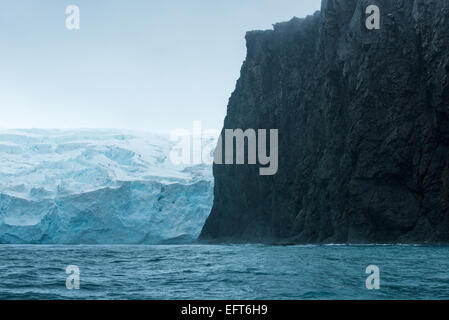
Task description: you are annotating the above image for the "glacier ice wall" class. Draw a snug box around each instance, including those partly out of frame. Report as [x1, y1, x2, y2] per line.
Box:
[0, 129, 214, 244]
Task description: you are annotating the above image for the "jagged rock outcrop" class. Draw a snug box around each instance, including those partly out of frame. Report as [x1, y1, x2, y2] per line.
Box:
[199, 0, 449, 243]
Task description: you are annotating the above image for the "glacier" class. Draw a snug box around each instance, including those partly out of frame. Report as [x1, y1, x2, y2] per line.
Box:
[0, 129, 214, 244]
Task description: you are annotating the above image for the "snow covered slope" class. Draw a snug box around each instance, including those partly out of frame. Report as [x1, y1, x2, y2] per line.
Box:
[0, 129, 214, 244]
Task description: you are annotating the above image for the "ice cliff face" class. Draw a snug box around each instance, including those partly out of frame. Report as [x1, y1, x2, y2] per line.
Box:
[200, 0, 449, 243]
[0, 129, 213, 244]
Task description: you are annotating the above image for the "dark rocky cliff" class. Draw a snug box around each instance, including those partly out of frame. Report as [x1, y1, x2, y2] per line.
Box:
[199, 0, 449, 244]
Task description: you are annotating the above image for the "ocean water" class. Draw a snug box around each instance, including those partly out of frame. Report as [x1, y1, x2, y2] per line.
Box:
[0, 244, 448, 300]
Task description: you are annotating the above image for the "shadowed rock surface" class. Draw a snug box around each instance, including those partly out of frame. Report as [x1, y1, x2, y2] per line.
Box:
[199, 0, 449, 243]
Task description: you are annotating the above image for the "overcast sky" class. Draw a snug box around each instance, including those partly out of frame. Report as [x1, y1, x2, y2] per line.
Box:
[0, 0, 322, 133]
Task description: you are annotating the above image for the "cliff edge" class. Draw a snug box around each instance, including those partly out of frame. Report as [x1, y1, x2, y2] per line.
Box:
[199, 0, 449, 243]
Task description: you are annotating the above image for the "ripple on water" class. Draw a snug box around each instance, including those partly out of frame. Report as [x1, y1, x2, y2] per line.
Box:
[0, 244, 449, 299]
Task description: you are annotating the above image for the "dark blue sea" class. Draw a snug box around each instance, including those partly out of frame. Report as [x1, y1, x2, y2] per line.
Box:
[0, 244, 448, 299]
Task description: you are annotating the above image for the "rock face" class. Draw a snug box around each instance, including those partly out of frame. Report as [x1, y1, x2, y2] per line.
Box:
[199, 0, 449, 243]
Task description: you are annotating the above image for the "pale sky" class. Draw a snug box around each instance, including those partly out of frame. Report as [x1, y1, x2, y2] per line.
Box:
[0, 0, 322, 133]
